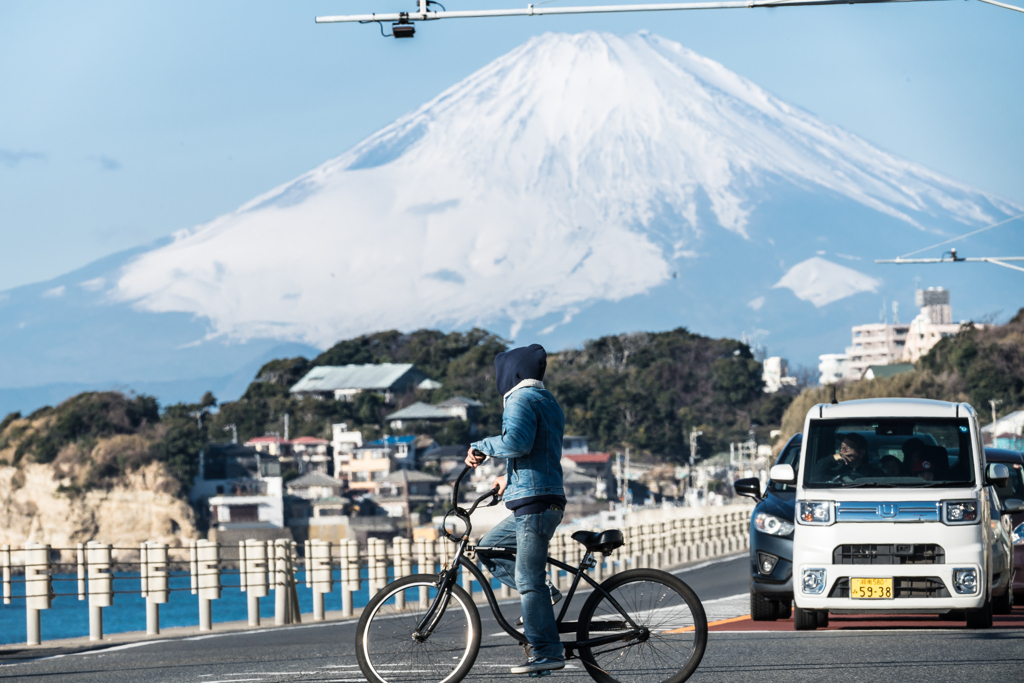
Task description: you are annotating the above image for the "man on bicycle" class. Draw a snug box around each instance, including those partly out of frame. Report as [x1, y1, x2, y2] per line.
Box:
[465, 343, 566, 675]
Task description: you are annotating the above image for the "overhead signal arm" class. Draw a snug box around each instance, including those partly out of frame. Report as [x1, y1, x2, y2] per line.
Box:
[976, 0, 1024, 12]
[876, 250, 1024, 273]
[316, 0, 952, 28]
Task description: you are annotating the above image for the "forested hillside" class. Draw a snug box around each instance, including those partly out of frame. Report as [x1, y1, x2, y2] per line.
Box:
[777, 308, 1024, 445]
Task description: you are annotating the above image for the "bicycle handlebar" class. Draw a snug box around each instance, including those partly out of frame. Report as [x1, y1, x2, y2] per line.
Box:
[444, 463, 501, 541]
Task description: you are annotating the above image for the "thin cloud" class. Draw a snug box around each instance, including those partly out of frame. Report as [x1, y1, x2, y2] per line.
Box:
[0, 149, 46, 167]
[91, 154, 122, 171]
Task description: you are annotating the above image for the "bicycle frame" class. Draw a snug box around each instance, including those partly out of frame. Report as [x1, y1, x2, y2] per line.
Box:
[414, 466, 645, 660]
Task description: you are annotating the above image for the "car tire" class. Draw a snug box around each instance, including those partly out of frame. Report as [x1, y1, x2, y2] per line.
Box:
[793, 607, 817, 631]
[992, 586, 1013, 615]
[776, 599, 792, 620]
[750, 590, 779, 621]
[816, 610, 829, 628]
[965, 598, 993, 629]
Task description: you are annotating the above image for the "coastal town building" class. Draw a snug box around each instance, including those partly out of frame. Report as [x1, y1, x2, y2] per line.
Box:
[762, 356, 798, 393]
[331, 423, 363, 482]
[192, 443, 286, 531]
[384, 402, 454, 430]
[344, 435, 418, 491]
[289, 363, 432, 402]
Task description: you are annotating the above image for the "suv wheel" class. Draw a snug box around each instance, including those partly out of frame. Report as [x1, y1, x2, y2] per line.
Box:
[750, 590, 779, 621]
[793, 607, 818, 631]
[993, 586, 1013, 615]
[965, 598, 993, 629]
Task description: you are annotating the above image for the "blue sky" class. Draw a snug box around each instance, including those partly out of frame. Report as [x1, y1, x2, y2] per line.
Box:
[1, 0, 1022, 294]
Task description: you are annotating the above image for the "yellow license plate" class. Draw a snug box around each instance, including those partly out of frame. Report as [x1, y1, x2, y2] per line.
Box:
[851, 577, 893, 599]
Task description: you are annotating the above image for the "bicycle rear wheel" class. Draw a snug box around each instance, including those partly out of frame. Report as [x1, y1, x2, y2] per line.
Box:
[356, 574, 481, 683]
[577, 569, 708, 683]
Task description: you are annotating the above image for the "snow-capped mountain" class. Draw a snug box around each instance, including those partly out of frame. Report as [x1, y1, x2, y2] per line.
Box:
[2, 31, 1020, 413]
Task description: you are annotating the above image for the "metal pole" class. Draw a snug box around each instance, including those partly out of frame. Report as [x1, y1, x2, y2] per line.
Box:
[147, 600, 159, 635]
[199, 598, 212, 631]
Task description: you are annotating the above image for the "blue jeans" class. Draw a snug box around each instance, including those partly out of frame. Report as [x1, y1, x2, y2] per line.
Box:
[479, 510, 564, 660]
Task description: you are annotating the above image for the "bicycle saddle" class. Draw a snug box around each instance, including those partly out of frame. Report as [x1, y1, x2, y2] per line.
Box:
[570, 529, 624, 554]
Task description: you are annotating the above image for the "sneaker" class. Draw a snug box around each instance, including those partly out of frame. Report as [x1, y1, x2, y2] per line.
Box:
[510, 657, 565, 675]
[515, 592, 562, 626]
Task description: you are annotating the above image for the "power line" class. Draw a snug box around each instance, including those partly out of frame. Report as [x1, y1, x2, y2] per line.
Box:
[897, 213, 1024, 260]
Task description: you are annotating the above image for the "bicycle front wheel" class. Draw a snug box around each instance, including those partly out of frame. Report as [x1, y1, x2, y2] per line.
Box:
[356, 574, 481, 683]
[577, 569, 708, 683]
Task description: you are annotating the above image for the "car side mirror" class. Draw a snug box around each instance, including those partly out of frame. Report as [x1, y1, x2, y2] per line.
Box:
[986, 463, 1010, 487]
[770, 464, 796, 484]
[733, 477, 762, 501]
[1002, 498, 1024, 515]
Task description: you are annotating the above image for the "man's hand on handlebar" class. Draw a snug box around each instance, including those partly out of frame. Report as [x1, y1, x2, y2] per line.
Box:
[465, 447, 487, 468]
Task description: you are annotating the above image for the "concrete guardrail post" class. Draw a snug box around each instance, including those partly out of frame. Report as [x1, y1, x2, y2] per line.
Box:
[25, 542, 51, 646]
[86, 541, 112, 641]
[310, 540, 333, 621]
[340, 539, 360, 617]
[414, 538, 433, 605]
[243, 539, 269, 626]
[76, 543, 86, 602]
[196, 540, 221, 631]
[3, 544, 13, 605]
[392, 537, 410, 610]
[274, 539, 288, 626]
[144, 542, 169, 635]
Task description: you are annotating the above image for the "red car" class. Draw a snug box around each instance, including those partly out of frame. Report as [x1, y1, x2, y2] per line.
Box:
[985, 447, 1024, 603]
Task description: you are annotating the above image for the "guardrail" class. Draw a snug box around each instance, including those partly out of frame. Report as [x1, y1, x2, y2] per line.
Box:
[0, 504, 753, 646]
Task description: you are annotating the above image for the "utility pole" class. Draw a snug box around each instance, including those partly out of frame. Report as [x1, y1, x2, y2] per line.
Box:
[990, 399, 1003, 444]
[402, 469, 414, 540]
[283, 414, 290, 442]
[688, 428, 703, 487]
[224, 424, 237, 444]
[624, 448, 631, 510]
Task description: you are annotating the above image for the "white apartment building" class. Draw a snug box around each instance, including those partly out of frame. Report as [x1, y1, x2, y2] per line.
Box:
[845, 323, 909, 380]
[901, 287, 965, 363]
[818, 353, 849, 385]
[762, 356, 798, 393]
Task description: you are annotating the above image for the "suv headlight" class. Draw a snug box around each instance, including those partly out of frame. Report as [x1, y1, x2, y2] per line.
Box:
[943, 500, 979, 525]
[755, 512, 795, 537]
[798, 501, 833, 525]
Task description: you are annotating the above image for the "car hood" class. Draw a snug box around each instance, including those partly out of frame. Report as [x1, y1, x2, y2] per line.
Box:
[762, 492, 795, 521]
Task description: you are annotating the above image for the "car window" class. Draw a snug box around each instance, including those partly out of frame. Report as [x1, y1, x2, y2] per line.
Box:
[768, 439, 801, 493]
[804, 418, 976, 489]
[992, 463, 1024, 503]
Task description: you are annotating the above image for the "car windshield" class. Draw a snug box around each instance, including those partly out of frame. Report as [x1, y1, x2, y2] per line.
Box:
[992, 462, 1024, 503]
[768, 438, 801, 494]
[803, 418, 976, 489]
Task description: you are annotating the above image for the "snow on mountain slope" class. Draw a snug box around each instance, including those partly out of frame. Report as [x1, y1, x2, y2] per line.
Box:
[112, 31, 1019, 349]
[773, 257, 881, 308]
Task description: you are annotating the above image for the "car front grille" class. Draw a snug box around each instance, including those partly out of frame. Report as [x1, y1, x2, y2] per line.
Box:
[828, 577, 950, 598]
[832, 544, 945, 565]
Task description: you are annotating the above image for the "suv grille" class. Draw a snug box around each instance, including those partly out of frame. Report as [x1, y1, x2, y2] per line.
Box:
[829, 577, 950, 598]
[833, 544, 944, 565]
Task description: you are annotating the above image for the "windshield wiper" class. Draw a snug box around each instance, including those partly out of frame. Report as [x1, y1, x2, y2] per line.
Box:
[836, 482, 900, 488]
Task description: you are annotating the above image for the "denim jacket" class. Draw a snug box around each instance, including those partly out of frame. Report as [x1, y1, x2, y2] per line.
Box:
[470, 386, 565, 503]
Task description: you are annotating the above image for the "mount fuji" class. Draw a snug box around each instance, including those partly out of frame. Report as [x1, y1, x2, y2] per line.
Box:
[2, 31, 1020, 414]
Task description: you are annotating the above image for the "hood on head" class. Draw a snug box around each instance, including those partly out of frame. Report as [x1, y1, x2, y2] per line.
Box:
[495, 344, 547, 396]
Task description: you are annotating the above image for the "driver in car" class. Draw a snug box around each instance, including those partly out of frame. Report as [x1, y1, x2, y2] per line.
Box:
[465, 344, 567, 676]
[813, 433, 883, 480]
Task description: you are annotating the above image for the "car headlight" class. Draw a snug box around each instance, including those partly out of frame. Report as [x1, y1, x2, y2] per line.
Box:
[801, 568, 826, 594]
[798, 501, 833, 525]
[1013, 522, 1024, 546]
[952, 568, 978, 595]
[755, 512, 795, 537]
[943, 500, 979, 525]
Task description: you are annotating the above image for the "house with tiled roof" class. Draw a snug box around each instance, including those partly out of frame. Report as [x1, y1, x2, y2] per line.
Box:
[290, 363, 431, 403]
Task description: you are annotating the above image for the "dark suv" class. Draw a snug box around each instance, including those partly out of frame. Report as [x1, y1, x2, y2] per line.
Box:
[734, 433, 801, 621]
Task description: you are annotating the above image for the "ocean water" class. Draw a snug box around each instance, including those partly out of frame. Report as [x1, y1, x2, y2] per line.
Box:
[0, 564, 508, 646]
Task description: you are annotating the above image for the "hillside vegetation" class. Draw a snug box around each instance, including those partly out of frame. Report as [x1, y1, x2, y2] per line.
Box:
[204, 327, 792, 466]
[778, 308, 1024, 445]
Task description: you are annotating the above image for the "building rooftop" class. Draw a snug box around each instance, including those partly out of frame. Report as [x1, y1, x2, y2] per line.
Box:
[245, 436, 284, 444]
[363, 435, 417, 448]
[436, 396, 484, 408]
[864, 363, 915, 379]
[287, 471, 342, 488]
[380, 469, 442, 484]
[566, 453, 612, 464]
[290, 436, 329, 445]
[290, 364, 423, 393]
[385, 402, 455, 422]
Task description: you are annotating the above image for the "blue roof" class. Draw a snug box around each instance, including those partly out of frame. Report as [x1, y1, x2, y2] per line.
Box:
[365, 435, 417, 447]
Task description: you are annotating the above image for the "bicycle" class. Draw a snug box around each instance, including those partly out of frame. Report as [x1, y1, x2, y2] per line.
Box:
[355, 466, 708, 683]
